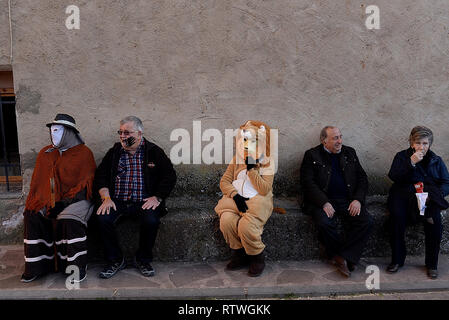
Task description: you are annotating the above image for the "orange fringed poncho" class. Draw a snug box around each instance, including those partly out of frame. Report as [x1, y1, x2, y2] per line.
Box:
[25, 144, 97, 212]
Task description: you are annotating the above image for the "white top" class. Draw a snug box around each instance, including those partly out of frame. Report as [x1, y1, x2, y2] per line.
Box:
[232, 169, 258, 199]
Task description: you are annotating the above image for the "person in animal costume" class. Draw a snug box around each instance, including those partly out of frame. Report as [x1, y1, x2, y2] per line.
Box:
[215, 120, 278, 277]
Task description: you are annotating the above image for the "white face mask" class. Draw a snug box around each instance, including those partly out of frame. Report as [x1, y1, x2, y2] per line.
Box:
[50, 124, 65, 147]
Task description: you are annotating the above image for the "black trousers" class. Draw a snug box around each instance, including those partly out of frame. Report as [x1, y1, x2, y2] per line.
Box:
[310, 198, 373, 264]
[388, 193, 442, 269]
[95, 200, 161, 264]
[23, 210, 88, 277]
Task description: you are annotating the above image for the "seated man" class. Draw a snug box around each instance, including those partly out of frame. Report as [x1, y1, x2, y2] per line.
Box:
[300, 126, 373, 277]
[94, 116, 176, 279]
[22, 114, 96, 283]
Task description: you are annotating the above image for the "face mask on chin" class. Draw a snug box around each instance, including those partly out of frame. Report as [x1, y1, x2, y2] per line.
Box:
[50, 124, 65, 147]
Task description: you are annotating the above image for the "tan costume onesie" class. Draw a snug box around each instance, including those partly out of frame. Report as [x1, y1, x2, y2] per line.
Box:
[214, 121, 275, 256]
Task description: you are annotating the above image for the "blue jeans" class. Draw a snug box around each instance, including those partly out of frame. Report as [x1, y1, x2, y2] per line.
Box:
[96, 200, 161, 264]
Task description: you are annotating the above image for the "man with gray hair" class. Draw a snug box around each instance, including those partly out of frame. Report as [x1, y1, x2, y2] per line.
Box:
[300, 126, 373, 277]
[94, 116, 177, 279]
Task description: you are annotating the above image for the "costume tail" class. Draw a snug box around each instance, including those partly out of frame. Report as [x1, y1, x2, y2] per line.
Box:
[273, 207, 286, 214]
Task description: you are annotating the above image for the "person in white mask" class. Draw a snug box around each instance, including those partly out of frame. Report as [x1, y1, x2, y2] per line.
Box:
[50, 124, 64, 148]
[47, 120, 85, 153]
[21, 114, 96, 283]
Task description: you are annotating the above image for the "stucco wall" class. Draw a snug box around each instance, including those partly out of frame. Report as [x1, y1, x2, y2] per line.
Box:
[6, 0, 449, 197]
[0, 0, 11, 67]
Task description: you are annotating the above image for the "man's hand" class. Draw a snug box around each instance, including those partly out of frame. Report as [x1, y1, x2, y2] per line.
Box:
[411, 150, 424, 165]
[142, 196, 161, 210]
[96, 198, 117, 215]
[323, 202, 335, 218]
[348, 200, 361, 216]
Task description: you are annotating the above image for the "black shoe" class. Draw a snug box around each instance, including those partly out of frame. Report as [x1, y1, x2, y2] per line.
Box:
[248, 251, 265, 277]
[21, 273, 38, 283]
[347, 261, 356, 272]
[427, 268, 438, 280]
[226, 248, 250, 271]
[99, 258, 126, 279]
[134, 258, 155, 277]
[386, 263, 402, 273]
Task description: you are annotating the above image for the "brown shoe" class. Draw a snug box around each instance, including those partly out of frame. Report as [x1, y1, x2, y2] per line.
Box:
[248, 251, 265, 277]
[226, 248, 249, 270]
[333, 255, 350, 277]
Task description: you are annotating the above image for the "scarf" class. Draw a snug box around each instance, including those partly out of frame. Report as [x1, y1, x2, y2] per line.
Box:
[25, 144, 96, 212]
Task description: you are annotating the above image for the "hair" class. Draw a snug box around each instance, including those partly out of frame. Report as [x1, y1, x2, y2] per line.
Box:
[320, 126, 336, 143]
[409, 126, 433, 146]
[120, 116, 144, 133]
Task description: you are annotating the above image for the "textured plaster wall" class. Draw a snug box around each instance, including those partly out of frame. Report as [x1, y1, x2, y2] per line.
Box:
[0, 0, 11, 67]
[6, 0, 449, 197]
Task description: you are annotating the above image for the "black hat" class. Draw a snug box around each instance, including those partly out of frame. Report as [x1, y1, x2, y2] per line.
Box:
[46, 114, 79, 133]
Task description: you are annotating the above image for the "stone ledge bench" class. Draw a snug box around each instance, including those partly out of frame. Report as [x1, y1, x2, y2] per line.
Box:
[86, 195, 449, 263]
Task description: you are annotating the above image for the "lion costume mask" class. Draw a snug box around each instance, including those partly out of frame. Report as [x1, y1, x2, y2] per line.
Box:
[235, 120, 271, 167]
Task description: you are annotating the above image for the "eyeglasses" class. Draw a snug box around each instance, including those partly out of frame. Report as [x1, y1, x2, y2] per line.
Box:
[117, 130, 137, 136]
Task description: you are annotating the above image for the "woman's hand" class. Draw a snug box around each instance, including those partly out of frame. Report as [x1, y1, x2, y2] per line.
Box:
[411, 150, 424, 165]
[323, 202, 335, 218]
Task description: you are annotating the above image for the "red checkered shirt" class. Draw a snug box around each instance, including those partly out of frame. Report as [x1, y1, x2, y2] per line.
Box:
[114, 139, 145, 202]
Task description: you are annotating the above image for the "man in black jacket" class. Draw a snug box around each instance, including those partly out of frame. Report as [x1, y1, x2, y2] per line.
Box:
[94, 116, 176, 279]
[300, 126, 373, 277]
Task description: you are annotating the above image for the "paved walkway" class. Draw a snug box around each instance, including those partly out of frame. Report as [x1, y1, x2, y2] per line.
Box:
[1, 245, 448, 299]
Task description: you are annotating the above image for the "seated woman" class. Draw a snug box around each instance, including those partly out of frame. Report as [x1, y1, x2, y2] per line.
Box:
[387, 126, 449, 279]
[21, 114, 96, 283]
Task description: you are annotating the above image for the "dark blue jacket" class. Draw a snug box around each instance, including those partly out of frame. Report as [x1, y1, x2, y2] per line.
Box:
[388, 148, 449, 203]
